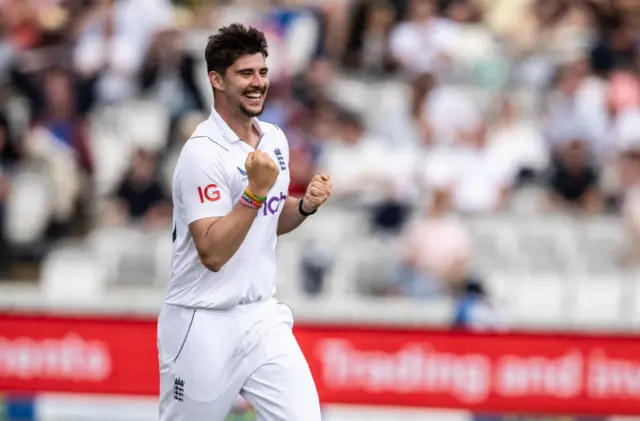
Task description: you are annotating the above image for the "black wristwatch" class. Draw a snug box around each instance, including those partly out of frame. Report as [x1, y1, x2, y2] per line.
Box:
[298, 198, 317, 217]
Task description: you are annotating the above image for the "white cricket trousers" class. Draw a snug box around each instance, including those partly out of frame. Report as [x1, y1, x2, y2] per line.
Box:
[157, 298, 323, 421]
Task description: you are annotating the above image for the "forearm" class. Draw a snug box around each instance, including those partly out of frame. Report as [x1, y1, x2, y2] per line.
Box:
[277, 196, 307, 236]
[197, 202, 259, 271]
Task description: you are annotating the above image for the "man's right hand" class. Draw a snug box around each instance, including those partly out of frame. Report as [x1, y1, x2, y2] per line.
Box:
[245, 150, 279, 197]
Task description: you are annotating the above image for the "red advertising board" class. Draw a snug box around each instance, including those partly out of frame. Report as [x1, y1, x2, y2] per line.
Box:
[1, 312, 640, 415]
[297, 326, 640, 415]
[0, 313, 157, 396]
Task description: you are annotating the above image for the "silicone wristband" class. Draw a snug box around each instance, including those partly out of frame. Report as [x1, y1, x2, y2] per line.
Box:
[298, 199, 317, 216]
[240, 195, 261, 209]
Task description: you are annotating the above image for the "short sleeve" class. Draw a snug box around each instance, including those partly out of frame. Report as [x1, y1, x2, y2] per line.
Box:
[178, 141, 234, 224]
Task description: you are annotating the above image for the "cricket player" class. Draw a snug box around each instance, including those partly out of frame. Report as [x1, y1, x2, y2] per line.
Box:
[157, 23, 331, 421]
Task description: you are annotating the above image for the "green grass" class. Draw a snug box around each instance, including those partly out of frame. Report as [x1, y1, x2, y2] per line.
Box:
[226, 408, 256, 421]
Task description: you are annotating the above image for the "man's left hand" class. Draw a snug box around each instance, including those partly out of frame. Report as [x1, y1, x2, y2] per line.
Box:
[302, 174, 332, 213]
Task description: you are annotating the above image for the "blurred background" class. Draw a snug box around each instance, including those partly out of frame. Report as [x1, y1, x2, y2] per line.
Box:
[1, 0, 640, 420]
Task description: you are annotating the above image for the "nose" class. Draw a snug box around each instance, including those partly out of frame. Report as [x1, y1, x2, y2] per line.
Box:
[250, 74, 267, 89]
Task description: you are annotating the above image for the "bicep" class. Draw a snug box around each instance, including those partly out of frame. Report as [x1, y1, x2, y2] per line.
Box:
[188, 217, 222, 257]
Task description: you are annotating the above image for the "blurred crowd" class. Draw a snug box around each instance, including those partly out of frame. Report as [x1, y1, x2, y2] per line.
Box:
[1, 0, 640, 328]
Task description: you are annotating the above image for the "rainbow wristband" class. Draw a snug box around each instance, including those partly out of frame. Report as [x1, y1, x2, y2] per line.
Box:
[244, 188, 266, 205]
[240, 189, 265, 209]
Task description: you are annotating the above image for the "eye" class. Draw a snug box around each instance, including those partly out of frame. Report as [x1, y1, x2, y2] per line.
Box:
[260, 69, 269, 76]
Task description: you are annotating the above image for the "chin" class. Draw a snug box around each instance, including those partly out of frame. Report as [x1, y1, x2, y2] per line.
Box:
[240, 105, 265, 118]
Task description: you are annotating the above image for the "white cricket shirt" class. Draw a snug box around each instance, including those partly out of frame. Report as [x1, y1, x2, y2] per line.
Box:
[164, 108, 290, 309]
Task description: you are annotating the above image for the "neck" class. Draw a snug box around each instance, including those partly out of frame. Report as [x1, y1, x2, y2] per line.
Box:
[214, 98, 257, 147]
[49, 105, 72, 119]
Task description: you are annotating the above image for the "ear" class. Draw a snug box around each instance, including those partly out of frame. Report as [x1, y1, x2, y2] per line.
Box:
[209, 71, 224, 92]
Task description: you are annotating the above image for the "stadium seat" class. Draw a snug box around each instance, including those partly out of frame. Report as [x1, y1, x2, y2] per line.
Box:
[576, 217, 626, 274]
[294, 205, 368, 246]
[40, 243, 108, 304]
[90, 130, 133, 199]
[151, 228, 173, 287]
[323, 251, 358, 297]
[87, 226, 155, 286]
[511, 216, 582, 274]
[465, 215, 521, 274]
[122, 100, 171, 152]
[482, 273, 513, 307]
[347, 236, 402, 296]
[506, 275, 566, 327]
[276, 236, 305, 299]
[506, 186, 546, 215]
[570, 275, 626, 328]
[628, 274, 640, 328]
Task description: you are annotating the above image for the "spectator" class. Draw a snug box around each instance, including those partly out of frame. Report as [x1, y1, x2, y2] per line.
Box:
[316, 108, 415, 232]
[30, 67, 92, 173]
[304, 0, 352, 61]
[545, 139, 604, 214]
[452, 280, 503, 331]
[162, 110, 207, 190]
[487, 95, 548, 180]
[441, 0, 500, 76]
[545, 60, 608, 160]
[422, 126, 516, 214]
[389, 0, 458, 78]
[590, 12, 638, 71]
[139, 28, 205, 121]
[343, 0, 398, 75]
[317, 110, 393, 202]
[390, 186, 472, 298]
[292, 58, 334, 110]
[73, 0, 172, 107]
[420, 80, 482, 147]
[0, 0, 44, 51]
[20, 68, 90, 232]
[105, 148, 171, 229]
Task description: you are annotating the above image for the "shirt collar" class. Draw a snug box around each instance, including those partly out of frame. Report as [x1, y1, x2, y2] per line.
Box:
[208, 105, 264, 144]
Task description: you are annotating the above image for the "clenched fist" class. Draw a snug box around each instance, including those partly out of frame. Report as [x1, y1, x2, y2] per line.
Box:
[246, 150, 279, 197]
[301, 174, 332, 213]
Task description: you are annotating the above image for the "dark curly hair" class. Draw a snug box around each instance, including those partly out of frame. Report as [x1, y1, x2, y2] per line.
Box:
[204, 23, 269, 75]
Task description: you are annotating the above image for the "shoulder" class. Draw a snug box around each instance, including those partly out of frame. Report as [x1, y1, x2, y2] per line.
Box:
[259, 120, 285, 136]
[177, 131, 227, 172]
[182, 118, 231, 155]
[180, 136, 219, 160]
[259, 121, 289, 150]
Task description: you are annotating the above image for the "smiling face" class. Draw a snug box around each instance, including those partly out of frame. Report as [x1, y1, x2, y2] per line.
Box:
[210, 53, 269, 118]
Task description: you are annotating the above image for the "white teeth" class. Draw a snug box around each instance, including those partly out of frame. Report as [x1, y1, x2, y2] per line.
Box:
[245, 93, 261, 99]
